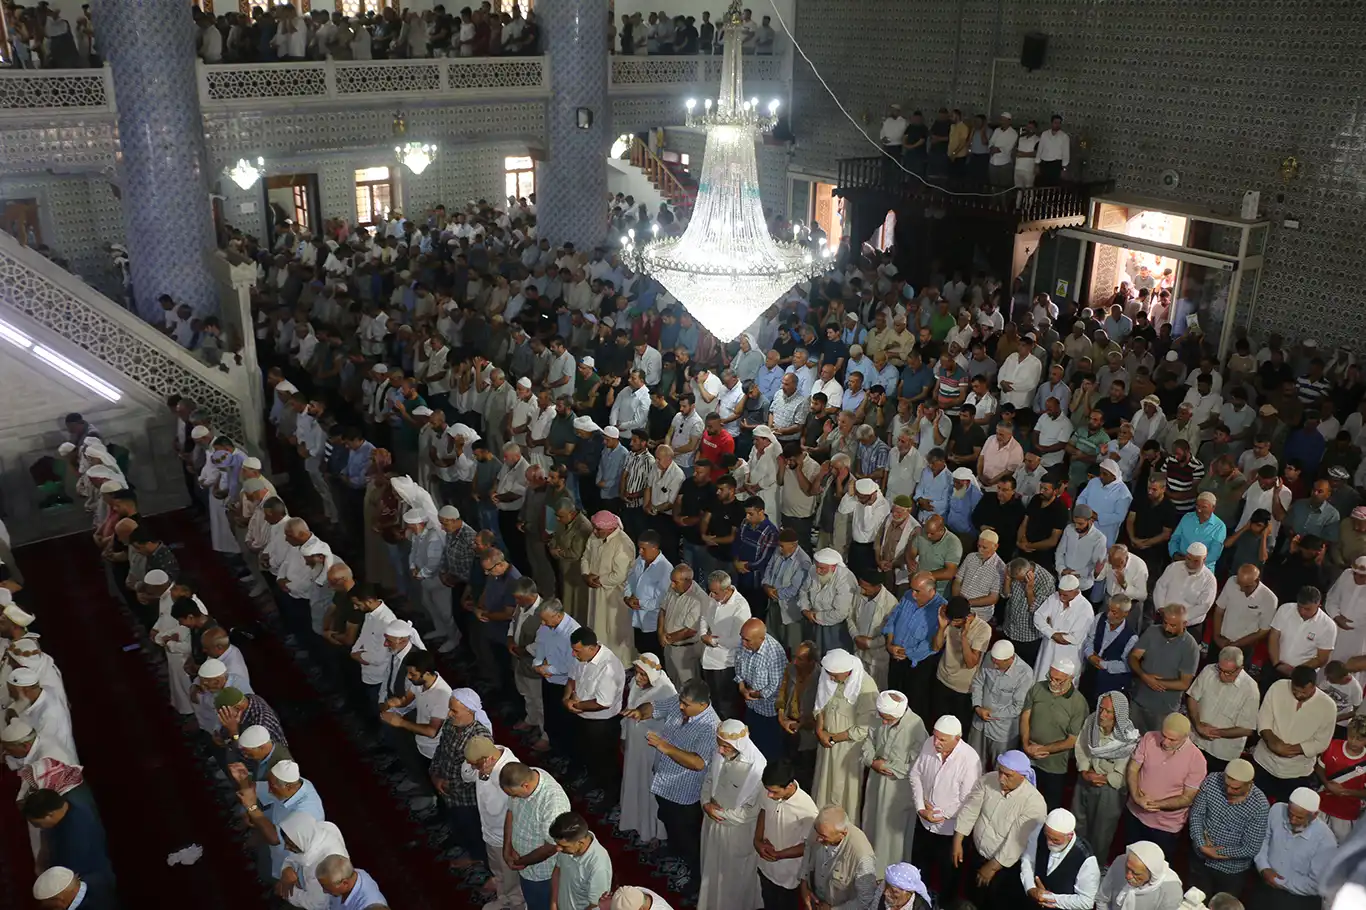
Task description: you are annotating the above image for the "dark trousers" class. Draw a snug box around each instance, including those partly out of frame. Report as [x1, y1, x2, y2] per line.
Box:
[912, 829, 960, 899]
[445, 802, 489, 864]
[1253, 764, 1315, 804]
[1248, 877, 1321, 910]
[930, 677, 973, 734]
[1036, 769, 1068, 810]
[746, 709, 785, 762]
[1202, 752, 1229, 776]
[656, 796, 703, 878]
[634, 628, 657, 659]
[1124, 810, 1179, 856]
[781, 514, 815, 554]
[966, 846, 1020, 909]
[1037, 160, 1064, 185]
[704, 667, 741, 721]
[889, 655, 938, 723]
[1010, 637, 1042, 671]
[499, 510, 529, 574]
[542, 679, 571, 744]
[1189, 855, 1248, 901]
[759, 873, 799, 910]
[520, 875, 553, 910]
[578, 715, 623, 796]
[622, 507, 646, 544]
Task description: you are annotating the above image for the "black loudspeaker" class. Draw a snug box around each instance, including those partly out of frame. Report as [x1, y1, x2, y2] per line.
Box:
[1021, 32, 1048, 71]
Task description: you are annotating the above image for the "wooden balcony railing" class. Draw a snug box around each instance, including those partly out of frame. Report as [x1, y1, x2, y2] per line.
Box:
[629, 136, 695, 209]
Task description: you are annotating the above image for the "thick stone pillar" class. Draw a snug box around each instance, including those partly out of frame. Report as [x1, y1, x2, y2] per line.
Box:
[93, 0, 219, 320]
[537, 0, 611, 250]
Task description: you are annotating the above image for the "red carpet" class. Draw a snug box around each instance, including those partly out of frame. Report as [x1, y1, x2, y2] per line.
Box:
[5, 511, 683, 909]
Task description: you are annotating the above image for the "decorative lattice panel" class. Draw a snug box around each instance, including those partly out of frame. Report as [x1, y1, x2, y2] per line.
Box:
[612, 56, 698, 86]
[204, 64, 329, 101]
[336, 62, 441, 94]
[0, 71, 111, 110]
[0, 239, 246, 440]
[445, 58, 546, 90]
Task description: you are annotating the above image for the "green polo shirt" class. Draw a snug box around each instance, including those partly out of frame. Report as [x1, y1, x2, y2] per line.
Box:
[1022, 681, 1088, 774]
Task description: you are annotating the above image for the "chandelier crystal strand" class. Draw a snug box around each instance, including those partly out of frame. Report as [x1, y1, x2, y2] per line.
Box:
[397, 141, 437, 176]
[623, 0, 831, 343]
[225, 157, 265, 191]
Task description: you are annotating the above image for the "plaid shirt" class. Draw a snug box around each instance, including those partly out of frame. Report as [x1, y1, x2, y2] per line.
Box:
[733, 517, 779, 580]
[733, 634, 785, 716]
[1002, 562, 1055, 643]
[1188, 774, 1269, 872]
[650, 698, 720, 805]
[509, 770, 572, 881]
[440, 522, 478, 581]
[428, 718, 492, 806]
[229, 695, 289, 758]
[620, 449, 655, 509]
[858, 439, 891, 477]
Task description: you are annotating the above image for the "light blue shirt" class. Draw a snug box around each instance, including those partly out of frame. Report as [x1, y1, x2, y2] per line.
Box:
[1254, 803, 1338, 896]
[257, 779, 325, 877]
[916, 465, 953, 520]
[534, 614, 582, 685]
[1055, 525, 1108, 591]
[331, 869, 389, 910]
[945, 482, 982, 535]
[846, 355, 874, 381]
[624, 553, 674, 632]
[1168, 512, 1228, 565]
[757, 364, 786, 402]
[785, 364, 817, 397]
[343, 441, 375, 490]
[869, 362, 901, 393]
[1032, 380, 1071, 414]
[408, 525, 447, 577]
[1076, 477, 1134, 547]
[597, 442, 628, 499]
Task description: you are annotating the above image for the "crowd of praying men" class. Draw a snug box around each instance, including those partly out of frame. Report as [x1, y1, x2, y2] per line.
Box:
[13, 200, 1366, 910]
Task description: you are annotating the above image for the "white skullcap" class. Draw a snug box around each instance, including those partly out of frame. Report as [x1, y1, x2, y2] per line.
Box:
[276, 380, 298, 393]
[56, 442, 75, 455]
[1051, 656, 1078, 675]
[144, 569, 170, 586]
[581, 356, 596, 367]
[1099, 460, 1120, 477]
[32, 867, 75, 901]
[8, 667, 40, 687]
[1046, 808, 1077, 834]
[237, 725, 271, 749]
[1057, 574, 1081, 591]
[242, 457, 263, 470]
[403, 509, 427, 524]
[191, 426, 211, 439]
[821, 649, 859, 674]
[1186, 542, 1207, 557]
[438, 506, 461, 520]
[1000, 111, 1012, 118]
[933, 715, 963, 736]
[271, 760, 302, 783]
[372, 364, 389, 374]
[602, 425, 621, 439]
[855, 478, 879, 495]
[876, 690, 908, 718]
[411, 406, 434, 417]
[4, 604, 36, 626]
[384, 620, 412, 638]
[516, 377, 533, 389]
[1289, 787, 1321, 812]
[198, 658, 227, 679]
[573, 416, 601, 433]
[99, 480, 125, 494]
[813, 547, 844, 566]
[243, 478, 268, 494]
[1, 718, 35, 742]
[990, 640, 1015, 660]
[611, 887, 650, 910]
[752, 425, 776, 440]
[951, 467, 976, 481]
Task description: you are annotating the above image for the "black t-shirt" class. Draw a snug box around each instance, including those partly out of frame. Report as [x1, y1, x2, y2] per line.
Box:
[331, 588, 364, 636]
[705, 497, 746, 558]
[774, 335, 797, 361]
[1097, 397, 1131, 431]
[822, 337, 850, 372]
[950, 423, 986, 460]
[971, 493, 1026, 560]
[1128, 494, 1179, 550]
[903, 123, 929, 156]
[678, 479, 715, 544]
[648, 402, 677, 442]
[929, 119, 951, 152]
[1023, 496, 1069, 548]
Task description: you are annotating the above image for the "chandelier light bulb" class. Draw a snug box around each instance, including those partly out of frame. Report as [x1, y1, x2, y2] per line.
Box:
[628, 228, 636, 239]
[686, 98, 697, 110]
[705, 98, 713, 110]
[396, 141, 437, 175]
[224, 156, 265, 191]
[769, 99, 780, 113]
[651, 223, 660, 235]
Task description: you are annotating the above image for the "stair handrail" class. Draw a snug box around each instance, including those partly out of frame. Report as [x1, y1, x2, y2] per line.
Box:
[628, 136, 693, 207]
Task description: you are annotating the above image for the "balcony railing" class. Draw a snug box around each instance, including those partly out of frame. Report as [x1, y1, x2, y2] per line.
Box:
[838, 155, 1110, 227]
[0, 54, 785, 119]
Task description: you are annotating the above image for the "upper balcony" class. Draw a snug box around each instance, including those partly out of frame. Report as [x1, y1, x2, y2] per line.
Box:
[0, 54, 787, 122]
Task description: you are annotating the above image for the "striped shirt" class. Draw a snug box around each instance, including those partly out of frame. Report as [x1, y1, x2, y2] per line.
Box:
[620, 449, 655, 508]
[1187, 774, 1269, 873]
[650, 698, 720, 805]
[508, 770, 572, 881]
[235, 695, 289, 751]
[734, 518, 779, 579]
[733, 634, 786, 716]
[1158, 454, 1206, 511]
[1002, 563, 1055, 643]
[857, 439, 892, 477]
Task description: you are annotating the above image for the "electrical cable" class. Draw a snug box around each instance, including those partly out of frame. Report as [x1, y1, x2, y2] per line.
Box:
[765, 0, 1019, 199]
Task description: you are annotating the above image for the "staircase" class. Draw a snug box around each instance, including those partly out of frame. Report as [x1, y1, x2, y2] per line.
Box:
[627, 136, 697, 213]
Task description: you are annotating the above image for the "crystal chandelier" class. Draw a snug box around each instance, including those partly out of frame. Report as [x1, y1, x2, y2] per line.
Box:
[621, 1, 831, 342]
[224, 157, 265, 191]
[397, 141, 437, 176]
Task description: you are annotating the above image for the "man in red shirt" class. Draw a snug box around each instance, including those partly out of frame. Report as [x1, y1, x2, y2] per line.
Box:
[698, 412, 735, 465]
[1317, 714, 1366, 842]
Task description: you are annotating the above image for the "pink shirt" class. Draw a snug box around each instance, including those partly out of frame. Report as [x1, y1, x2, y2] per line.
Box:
[1125, 732, 1207, 832]
[980, 436, 1024, 489]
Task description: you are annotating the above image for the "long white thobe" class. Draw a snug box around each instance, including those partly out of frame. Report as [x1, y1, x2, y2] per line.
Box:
[1326, 570, 1366, 683]
[812, 675, 880, 822]
[20, 689, 79, 764]
[581, 528, 636, 662]
[1032, 595, 1093, 681]
[619, 682, 675, 842]
[747, 443, 781, 527]
[698, 756, 763, 910]
[862, 712, 928, 870]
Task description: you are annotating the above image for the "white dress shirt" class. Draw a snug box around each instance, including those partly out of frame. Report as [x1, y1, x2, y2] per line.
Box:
[812, 378, 844, 411]
[758, 786, 819, 889]
[462, 746, 519, 845]
[1037, 129, 1070, 166]
[700, 589, 751, 670]
[1213, 580, 1278, 643]
[570, 645, 626, 719]
[1099, 551, 1149, 602]
[1018, 825, 1101, 910]
[404, 674, 454, 759]
[988, 126, 1018, 166]
[1269, 603, 1337, 666]
[1151, 563, 1218, 625]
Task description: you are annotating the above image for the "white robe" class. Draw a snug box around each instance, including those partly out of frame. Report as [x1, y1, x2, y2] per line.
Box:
[698, 755, 763, 910]
[1327, 570, 1366, 684]
[747, 443, 781, 527]
[812, 674, 879, 822]
[201, 456, 242, 555]
[581, 529, 636, 662]
[619, 678, 676, 842]
[19, 688, 79, 764]
[1031, 595, 1093, 682]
